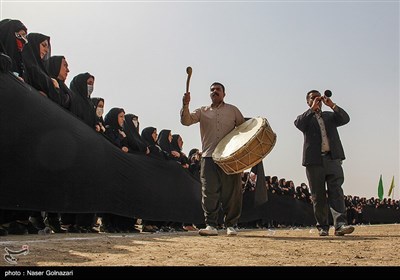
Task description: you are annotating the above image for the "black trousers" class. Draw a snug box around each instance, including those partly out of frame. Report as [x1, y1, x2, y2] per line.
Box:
[306, 154, 347, 230]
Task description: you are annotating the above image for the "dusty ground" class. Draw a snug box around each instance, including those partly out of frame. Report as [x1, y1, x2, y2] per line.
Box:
[0, 224, 399, 267]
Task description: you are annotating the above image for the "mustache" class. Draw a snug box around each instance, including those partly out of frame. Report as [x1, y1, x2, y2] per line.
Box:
[211, 92, 219, 97]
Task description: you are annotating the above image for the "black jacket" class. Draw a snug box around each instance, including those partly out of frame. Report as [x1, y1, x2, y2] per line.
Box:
[294, 106, 350, 166]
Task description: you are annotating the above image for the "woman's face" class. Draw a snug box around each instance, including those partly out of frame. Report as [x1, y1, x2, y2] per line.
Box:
[97, 100, 104, 109]
[39, 39, 49, 59]
[178, 136, 183, 148]
[152, 130, 158, 142]
[117, 112, 125, 127]
[87, 76, 95, 85]
[58, 58, 69, 81]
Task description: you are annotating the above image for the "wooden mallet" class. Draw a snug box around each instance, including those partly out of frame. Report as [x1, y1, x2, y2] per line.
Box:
[186, 66, 192, 93]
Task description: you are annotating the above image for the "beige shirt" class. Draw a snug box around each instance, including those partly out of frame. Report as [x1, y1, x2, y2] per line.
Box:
[181, 102, 245, 157]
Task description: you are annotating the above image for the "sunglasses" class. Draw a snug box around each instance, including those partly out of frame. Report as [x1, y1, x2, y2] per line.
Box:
[15, 33, 28, 44]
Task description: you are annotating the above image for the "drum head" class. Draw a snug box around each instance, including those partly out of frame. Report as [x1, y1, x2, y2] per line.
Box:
[213, 118, 263, 160]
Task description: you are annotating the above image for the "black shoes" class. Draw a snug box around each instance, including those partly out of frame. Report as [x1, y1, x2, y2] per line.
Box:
[318, 225, 355, 236]
[318, 229, 329, 236]
[45, 217, 67, 233]
[334, 225, 355, 236]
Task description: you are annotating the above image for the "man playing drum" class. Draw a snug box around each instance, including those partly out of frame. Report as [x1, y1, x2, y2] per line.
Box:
[180, 82, 244, 236]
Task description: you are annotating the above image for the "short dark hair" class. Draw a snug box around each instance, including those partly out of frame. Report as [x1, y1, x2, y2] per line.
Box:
[306, 89, 320, 101]
[210, 82, 225, 93]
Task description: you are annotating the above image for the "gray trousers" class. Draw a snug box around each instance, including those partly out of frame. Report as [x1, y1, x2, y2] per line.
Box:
[200, 157, 242, 227]
[306, 155, 347, 230]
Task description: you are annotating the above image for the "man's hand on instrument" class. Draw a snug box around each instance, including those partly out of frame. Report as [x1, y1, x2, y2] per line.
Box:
[322, 96, 336, 109]
[183, 92, 190, 105]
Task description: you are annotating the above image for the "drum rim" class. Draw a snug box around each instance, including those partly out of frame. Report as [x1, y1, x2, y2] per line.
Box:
[212, 117, 277, 175]
[212, 117, 266, 160]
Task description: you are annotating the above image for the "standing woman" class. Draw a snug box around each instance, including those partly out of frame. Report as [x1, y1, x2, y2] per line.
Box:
[62, 72, 98, 233]
[104, 107, 129, 153]
[22, 33, 61, 104]
[0, 19, 32, 236]
[156, 129, 180, 160]
[91, 97, 106, 134]
[141, 127, 165, 160]
[124, 113, 148, 154]
[46, 55, 72, 110]
[102, 108, 139, 233]
[69, 72, 96, 129]
[171, 134, 190, 168]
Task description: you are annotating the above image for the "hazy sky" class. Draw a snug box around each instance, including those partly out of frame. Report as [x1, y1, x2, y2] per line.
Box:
[1, 0, 399, 199]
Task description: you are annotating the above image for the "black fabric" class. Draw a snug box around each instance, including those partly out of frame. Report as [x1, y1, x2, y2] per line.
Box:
[0, 72, 204, 224]
[239, 192, 316, 226]
[0, 52, 11, 73]
[363, 206, 400, 224]
[250, 162, 268, 205]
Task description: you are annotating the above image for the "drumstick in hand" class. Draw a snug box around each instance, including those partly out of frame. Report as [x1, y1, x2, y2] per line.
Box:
[186, 66, 192, 93]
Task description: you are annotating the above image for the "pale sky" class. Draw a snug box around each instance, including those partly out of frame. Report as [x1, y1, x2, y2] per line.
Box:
[1, 0, 399, 199]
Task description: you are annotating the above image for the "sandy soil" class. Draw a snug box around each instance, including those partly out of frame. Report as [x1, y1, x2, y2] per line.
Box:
[1, 224, 399, 267]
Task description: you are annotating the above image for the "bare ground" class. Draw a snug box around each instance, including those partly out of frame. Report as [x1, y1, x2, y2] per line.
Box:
[1, 224, 399, 267]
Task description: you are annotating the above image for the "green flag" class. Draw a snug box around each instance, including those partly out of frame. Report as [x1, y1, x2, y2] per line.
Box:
[387, 176, 395, 197]
[378, 175, 384, 200]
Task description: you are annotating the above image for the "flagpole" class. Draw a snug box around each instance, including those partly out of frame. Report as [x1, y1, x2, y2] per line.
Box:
[392, 178, 394, 199]
[387, 175, 395, 200]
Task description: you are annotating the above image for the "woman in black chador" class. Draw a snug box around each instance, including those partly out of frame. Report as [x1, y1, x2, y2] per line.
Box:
[124, 113, 148, 154]
[22, 33, 61, 105]
[91, 97, 106, 134]
[46, 55, 72, 110]
[0, 19, 27, 78]
[102, 108, 138, 233]
[69, 72, 96, 129]
[104, 107, 129, 153]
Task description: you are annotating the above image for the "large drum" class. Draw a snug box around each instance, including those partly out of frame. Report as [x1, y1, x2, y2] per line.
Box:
[212, 117, 277, 175]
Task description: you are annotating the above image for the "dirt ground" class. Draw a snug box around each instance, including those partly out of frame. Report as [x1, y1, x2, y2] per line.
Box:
[1, 224, 399, 267]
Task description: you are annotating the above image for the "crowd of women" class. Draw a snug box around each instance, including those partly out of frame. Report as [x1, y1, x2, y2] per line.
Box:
[0, 19, 202, 236]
